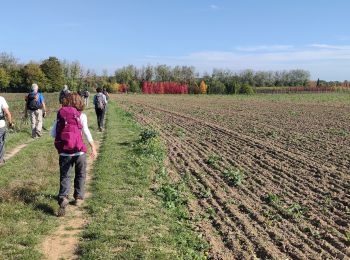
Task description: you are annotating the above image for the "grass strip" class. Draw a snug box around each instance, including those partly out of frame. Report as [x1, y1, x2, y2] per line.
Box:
[79, 101, 208, 259]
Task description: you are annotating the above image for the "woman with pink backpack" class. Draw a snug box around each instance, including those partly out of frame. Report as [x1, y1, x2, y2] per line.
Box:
[51, 93, 97, 217]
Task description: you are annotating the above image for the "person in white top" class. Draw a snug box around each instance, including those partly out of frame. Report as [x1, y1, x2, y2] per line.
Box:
[0, 96, 14, 164]
[51, 93, 96, 216]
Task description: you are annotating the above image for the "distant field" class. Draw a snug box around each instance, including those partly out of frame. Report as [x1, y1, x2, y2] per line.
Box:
[116, 93, 350, 259]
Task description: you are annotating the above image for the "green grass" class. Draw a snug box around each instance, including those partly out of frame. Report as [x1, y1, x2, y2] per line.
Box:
[79, 102, 208, 259]
[0, 96, 101, 259]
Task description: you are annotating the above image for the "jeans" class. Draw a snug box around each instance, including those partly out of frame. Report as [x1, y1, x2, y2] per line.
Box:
[95, 108, 106, 129]
[29, 109, 43, 138]
[58, 154, 87, 205]
[0, 127, 6, 163]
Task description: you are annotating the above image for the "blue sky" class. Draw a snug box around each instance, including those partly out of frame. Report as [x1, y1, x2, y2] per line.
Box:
[1, 0, 350, 80]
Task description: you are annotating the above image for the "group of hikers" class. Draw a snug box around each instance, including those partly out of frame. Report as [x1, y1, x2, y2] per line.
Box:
[0, 84, 109, 216]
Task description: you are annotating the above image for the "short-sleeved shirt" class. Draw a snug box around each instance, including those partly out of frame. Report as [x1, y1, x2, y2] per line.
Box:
[29, 91, 45, 104]
[0, 96, 9, 128]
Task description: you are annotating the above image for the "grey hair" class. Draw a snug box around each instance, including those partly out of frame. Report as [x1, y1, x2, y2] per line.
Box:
[63, 85, 68, 91]
[31, 83, 39, 91]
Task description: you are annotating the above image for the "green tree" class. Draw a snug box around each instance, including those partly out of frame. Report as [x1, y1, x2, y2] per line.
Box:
[0, 68, 10, 90]
[62, 59, 82, 91]
[9, 67, 24, 91]
[129, 80, 140, 92]
[21, 63, 48, 91]
[155, 64, 171, 82]
[208, 80, 226, 94]
[114, 65, 136, 85]
[40, 56, 65, 91]
[239, 83, 254, 94]
[145, 65, 153, 81]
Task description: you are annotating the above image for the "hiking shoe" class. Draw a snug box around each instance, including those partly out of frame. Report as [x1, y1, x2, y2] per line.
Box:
[57, 197, 69, 217]
[73, 198, 84, 207]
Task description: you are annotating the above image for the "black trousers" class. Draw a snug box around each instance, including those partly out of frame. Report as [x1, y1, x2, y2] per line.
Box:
[58, 154, 87, 205]
[95, 108, 106, 129]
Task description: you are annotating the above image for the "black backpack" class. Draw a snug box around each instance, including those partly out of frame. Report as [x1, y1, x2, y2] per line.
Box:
[26, 93, 41, 110]
[59, 90, 69, 104]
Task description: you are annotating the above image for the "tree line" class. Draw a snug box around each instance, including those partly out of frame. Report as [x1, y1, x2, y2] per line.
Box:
[0, 52, 345, 94]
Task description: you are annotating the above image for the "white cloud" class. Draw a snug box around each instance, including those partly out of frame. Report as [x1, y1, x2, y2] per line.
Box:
[236, 45, 294, 52]
[309, 43, 350, 50]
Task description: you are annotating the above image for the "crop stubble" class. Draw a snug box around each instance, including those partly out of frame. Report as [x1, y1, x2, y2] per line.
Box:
[115, 95, 349, 259]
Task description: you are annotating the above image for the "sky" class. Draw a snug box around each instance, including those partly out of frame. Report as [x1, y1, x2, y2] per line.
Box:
[1, 0, 350, 80]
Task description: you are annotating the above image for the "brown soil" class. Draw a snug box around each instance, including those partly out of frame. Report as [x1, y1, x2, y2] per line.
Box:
[116, 95, 350, 260]
[41, 142, 100, 260]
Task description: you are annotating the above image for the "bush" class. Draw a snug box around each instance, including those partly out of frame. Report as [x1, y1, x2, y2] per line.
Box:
[239, 84, 255, 95]
[129, 80, 141, 93]
[188, 84, 200, 94]
[139, 129, 159, 144]
[208, 80, 226, 94]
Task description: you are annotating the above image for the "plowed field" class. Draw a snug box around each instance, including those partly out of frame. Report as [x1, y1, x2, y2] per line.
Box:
[115, 94, 350, 259]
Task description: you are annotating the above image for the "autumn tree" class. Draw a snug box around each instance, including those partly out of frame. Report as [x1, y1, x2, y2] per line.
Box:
[200, 80, 208, 94]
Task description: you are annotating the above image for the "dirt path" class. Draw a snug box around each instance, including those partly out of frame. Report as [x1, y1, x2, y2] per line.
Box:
[3, 139, 34, 162]
[41, 141, 101, 260]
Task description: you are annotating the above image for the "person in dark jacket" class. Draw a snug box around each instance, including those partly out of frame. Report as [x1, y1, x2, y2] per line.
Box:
[93, 87, 107, 131]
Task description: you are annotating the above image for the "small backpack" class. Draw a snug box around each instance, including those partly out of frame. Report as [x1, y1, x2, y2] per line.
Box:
[26, 93, 41, 110]
[54, 107, 87, 154]
[95, 94, 106, 110]
[59, 90, 69, 104]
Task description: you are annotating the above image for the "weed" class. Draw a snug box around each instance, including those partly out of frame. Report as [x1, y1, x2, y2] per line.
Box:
[345, 232, 350, 242]
[285, 203, 308, 220]
[139, 128, 158, 144]
[156, 183, 187, 209]
[264, 193, 281, 205]
[262, 209, 282, 223]
[207, 207, 216, 218]
[328, 128, 349, 136]
[199, 187, 212, 199]
[289, 110, 300, 117]
[304, 226, 320, 238]
[205, 153, 223, 168]
[175, 127, 186, 138]
[223, 168, 244, 187]
[225, 198, 237, 205]
[266, 130, 278, 139]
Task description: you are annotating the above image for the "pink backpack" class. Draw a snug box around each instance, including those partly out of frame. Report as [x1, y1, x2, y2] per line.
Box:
[54, 107, 87, 154]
